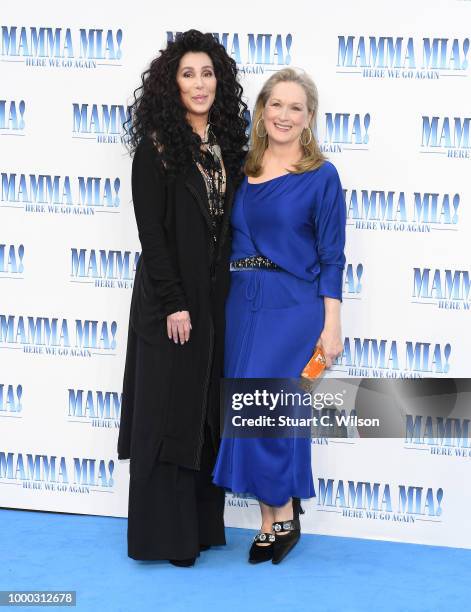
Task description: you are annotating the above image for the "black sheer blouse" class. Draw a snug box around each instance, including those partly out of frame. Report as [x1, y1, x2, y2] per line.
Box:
[195, 124, 226, 244]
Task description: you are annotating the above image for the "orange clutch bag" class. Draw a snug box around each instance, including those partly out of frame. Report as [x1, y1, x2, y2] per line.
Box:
[301, 347, 326, 379]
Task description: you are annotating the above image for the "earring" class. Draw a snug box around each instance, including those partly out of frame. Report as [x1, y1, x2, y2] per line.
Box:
[300, 127, 312, 146]
[255, 118, 267, 138]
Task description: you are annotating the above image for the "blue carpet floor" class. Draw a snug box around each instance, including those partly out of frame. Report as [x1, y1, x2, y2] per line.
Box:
[1, 508, 470, 612]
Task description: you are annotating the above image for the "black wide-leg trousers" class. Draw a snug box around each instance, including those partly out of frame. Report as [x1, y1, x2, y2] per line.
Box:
[127, 424, 226, 561]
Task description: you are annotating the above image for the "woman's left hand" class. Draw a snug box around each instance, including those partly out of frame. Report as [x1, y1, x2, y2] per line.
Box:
[316, 326, 343, 369]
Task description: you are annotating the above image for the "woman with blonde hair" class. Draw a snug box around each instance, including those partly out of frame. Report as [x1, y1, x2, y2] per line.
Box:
[213, 67, 346, 564]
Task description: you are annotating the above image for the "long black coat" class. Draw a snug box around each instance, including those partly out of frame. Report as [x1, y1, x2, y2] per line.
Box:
[117, 137, 234, 477]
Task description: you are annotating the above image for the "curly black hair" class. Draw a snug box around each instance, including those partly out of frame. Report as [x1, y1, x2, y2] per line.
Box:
[125, 29, 248, 182]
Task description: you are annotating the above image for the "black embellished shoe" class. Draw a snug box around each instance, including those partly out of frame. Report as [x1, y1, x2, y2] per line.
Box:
[169, 558, 196, 567]
[271, 497, 304, 565]
[248, 532, 275, 564]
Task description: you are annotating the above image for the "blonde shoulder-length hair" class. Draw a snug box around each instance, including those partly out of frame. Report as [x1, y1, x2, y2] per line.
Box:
[245, 67, 326, 177]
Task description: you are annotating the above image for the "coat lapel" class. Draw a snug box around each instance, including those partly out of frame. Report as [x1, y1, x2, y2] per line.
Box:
[184, 165, 213, 231]
[216, 173, 234, 262]
[184, 164, 236, 264]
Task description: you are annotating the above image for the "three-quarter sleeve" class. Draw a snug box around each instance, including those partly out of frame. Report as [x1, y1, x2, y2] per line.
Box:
[313, 163, 347, 302]
[131, 138, 188, 316]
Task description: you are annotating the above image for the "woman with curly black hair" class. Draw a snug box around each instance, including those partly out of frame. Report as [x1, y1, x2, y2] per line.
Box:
[117, 29, 248, 567]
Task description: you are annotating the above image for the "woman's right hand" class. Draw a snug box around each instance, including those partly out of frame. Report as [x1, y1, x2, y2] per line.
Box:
[167, 310, 192, 344]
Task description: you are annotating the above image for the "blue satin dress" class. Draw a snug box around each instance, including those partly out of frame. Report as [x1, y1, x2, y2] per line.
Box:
[212, 161, 346, 507]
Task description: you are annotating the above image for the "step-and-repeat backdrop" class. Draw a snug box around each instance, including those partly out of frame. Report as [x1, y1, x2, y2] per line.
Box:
[1, 1, 470, 549]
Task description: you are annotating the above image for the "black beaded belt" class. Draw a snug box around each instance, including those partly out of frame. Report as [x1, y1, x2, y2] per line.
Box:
[230, 254, 281, 271]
